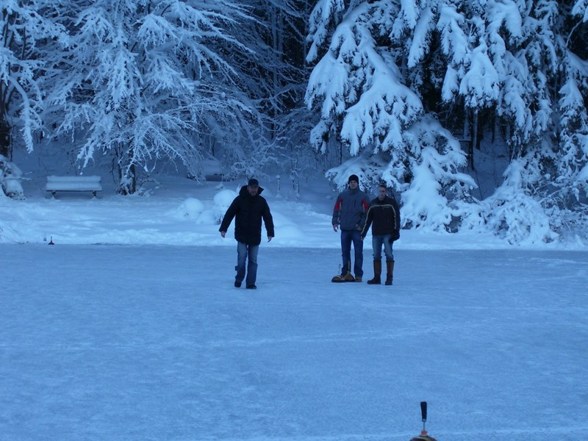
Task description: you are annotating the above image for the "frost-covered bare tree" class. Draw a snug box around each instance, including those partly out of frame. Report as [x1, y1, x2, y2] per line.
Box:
[236, 0, 317, 191]
[0, 1, 68, 158]
[45, 0, 267, 194]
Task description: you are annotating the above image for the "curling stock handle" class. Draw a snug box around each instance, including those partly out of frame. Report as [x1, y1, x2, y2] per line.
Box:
[420, 401, 427, 422]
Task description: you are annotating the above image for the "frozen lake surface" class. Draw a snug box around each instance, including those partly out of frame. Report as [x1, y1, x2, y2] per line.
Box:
[1, 244, 587, 441]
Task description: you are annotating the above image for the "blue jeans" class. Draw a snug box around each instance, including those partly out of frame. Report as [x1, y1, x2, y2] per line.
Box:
[236, 242, 259, 286]
[371, 234, 394, 261]
[340, 229, 363, 277]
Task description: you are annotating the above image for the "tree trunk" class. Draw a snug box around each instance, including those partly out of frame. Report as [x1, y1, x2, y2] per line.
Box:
[118, 163, 137, 195]
[115, 147, 137, 195]
[0, 116, 11, 159]
[469, 110, 478, 171]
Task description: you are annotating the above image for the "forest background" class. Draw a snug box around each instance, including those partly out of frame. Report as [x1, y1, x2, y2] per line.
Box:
[1, 0, 587, 245]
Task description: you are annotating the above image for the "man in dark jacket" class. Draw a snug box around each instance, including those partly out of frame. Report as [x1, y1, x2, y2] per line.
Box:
[219, 178, 274, 289]
[361, 183, 401, 285]
[331, 174, 370, 282]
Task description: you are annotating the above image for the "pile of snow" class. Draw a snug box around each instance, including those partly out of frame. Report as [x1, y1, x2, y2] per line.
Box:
[0, 155, 24, 199]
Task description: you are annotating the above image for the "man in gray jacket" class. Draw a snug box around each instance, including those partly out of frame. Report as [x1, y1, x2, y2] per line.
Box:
[331, 174, 370, 282]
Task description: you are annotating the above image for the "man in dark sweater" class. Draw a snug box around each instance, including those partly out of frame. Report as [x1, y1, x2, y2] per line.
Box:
[219, 178, 274, 289]
[361, 183, 401, 285]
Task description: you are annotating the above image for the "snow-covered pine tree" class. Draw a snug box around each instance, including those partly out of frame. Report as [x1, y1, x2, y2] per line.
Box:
[436, 0, 552, 242]
[45, 0, 265, 194]
[565, 0, 588, 194]
[306, 0, 475, 231]
[307, 0, 588, 242]
[553, 0, 588, 235]
[434, 0, 588, 243]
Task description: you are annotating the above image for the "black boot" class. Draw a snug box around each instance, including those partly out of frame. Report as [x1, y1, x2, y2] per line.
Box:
[367, 260, 381, 285]
[385, 260, 394, 285]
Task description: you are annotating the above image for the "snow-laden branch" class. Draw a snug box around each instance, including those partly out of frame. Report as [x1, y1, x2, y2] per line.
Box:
[572, 0, 588, 22]
[307, 2, 423, 154]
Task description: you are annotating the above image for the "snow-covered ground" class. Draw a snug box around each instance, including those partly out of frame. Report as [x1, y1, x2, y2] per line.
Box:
[1, 173, 581, 250]
[1, 175, 587, 441]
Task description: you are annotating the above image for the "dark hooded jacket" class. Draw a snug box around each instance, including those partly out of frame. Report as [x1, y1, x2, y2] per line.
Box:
[219, 185, 274, 245]
[361, 194, 401, 239]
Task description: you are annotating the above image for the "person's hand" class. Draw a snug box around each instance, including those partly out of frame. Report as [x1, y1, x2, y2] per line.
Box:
[268, 236, 273, 242]
[333, 224, 338, 232]
[360, 236, 364, 241]
[220, 231, 226, 238]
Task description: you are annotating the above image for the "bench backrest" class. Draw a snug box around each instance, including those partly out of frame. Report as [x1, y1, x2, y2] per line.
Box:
[47, 175, 102, 183]
[46, 175, 102, 191]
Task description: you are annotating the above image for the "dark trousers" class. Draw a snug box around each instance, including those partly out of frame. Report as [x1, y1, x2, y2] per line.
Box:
[371, 234, 394, 261]
[340, 229, 363, 277]
[236, 242, 259, 286]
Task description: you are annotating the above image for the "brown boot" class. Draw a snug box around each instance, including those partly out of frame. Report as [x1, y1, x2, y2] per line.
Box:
[385, 260, 394, 285]
[332, 272, 355, 282]
[342, 272, 356, 282]
[367, 260, 381, 284]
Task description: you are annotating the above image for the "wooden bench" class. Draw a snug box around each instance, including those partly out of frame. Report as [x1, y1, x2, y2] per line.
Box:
[46, 175, 103, 198]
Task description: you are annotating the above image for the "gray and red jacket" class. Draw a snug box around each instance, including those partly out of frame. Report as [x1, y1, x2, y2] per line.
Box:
[332, 188, 370, 231]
